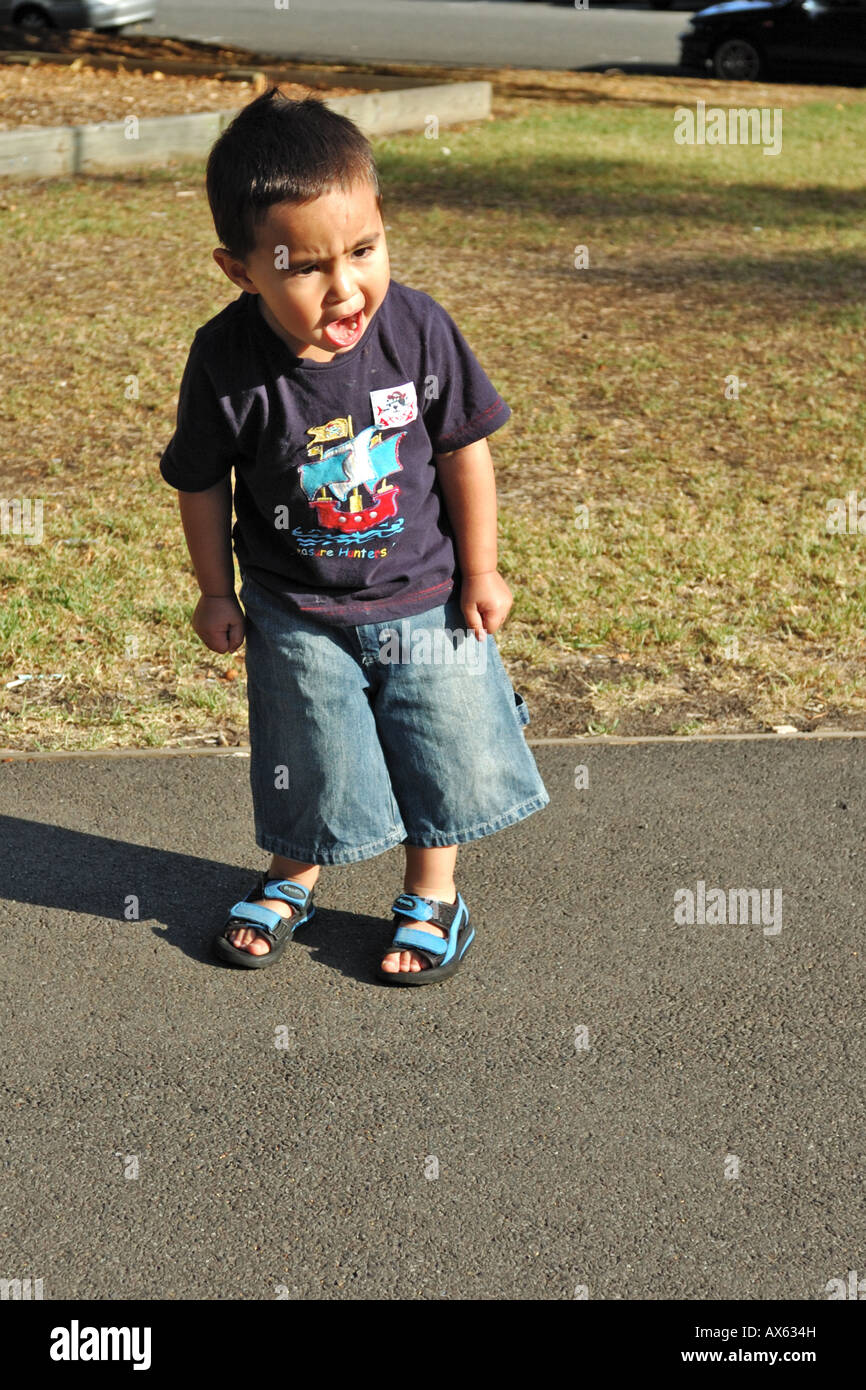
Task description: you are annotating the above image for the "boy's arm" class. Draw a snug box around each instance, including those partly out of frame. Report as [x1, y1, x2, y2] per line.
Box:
[434, 437, 512, 639]
[176, 478, 245, 654]
[434, 436, 498, 578]
[177, 476, 235, 596]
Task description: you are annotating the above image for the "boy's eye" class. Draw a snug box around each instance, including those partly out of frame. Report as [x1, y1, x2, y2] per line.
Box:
[291, 246, 374, 276]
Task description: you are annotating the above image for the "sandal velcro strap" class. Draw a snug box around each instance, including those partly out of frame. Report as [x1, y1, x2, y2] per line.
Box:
[225, 901, 286, 938]
[262, 878, 310, 907]
[391, 892, 435, 922]
[389, 925, 449, 958]
[390, 893, 460, 933]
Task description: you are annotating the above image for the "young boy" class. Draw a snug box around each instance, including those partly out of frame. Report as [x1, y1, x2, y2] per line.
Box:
[159, 88, 549, 985]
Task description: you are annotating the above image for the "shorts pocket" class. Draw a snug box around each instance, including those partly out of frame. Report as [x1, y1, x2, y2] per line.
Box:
[514, 691, 530, 727]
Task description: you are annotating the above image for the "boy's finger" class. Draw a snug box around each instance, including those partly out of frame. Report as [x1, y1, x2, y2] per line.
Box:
[462, 603, 486, 640]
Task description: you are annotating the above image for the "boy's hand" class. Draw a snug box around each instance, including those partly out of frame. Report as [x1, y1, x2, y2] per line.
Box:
[192, 593, 246, 653]
[460, 570, 512, 640]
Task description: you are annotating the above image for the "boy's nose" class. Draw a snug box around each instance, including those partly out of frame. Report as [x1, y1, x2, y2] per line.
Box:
[328, 269, 355, 297]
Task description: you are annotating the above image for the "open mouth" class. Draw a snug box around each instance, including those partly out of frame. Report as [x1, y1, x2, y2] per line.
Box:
[322, 309, 364, 349]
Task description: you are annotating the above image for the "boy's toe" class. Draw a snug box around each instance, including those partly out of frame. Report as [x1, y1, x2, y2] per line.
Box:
[229, 927, 270, 954]
[380, 948, 423, 972]
[378, 948, 427, 972]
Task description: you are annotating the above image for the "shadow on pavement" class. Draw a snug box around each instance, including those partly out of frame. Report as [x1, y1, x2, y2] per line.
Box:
[0, 814, 388, 983]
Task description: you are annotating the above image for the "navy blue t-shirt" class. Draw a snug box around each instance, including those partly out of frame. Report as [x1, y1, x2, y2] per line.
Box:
[159, 279, 511, 626]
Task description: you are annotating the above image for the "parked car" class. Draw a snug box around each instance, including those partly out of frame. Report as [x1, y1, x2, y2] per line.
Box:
[680, 0, 866, 82]
[0, 1, 156, 33]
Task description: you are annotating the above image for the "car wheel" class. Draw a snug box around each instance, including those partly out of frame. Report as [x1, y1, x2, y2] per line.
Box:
[14, 5, 55, 32]
[712, 36, 763, 81]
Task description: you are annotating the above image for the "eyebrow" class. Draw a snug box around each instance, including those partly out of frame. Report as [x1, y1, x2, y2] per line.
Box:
[290, 231, 381, 262]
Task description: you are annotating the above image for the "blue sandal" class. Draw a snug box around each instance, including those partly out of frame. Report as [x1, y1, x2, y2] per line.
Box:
[213, 873, 316, 969]
[377, 891, 474, 986]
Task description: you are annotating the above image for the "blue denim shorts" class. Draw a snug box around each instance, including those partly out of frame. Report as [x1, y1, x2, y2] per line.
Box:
[238, 570, 550, 864]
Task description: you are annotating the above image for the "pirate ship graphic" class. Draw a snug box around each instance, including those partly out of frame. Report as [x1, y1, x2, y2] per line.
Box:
[299, 415, 406, 532]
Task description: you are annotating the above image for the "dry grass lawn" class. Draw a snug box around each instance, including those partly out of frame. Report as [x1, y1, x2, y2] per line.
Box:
[2, 65, 866, 748]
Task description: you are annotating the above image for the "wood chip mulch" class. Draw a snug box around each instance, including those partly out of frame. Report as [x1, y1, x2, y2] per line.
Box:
[0, 61, 367, 130]
[0, 25, 372, 130]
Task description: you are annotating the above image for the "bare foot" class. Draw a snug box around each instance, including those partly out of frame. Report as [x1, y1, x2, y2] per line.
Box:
[380, 891, 456, 974]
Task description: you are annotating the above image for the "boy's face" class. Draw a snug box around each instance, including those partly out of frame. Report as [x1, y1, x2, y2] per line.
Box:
[212, 180, 389, 362]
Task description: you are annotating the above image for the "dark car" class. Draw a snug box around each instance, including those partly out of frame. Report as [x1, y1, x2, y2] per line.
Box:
[680, 0, 866, 82]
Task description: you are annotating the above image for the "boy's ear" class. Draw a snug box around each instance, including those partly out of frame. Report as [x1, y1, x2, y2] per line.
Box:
[212, 247, 256, 292]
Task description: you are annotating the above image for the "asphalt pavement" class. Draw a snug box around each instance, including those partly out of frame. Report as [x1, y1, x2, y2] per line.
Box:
[1, 735, 863, 1300]
[146, 0, 690, 74]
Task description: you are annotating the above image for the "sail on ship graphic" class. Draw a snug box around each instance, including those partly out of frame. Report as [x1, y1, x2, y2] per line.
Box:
[299, 416, 405, 532]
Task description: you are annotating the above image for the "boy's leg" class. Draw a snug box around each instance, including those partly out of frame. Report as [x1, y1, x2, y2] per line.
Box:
[229, 855, 321, 956]
[381, 844, 458, 974]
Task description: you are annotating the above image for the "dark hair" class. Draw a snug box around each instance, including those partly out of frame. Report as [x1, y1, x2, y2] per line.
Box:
[205, 87, 382, 264]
